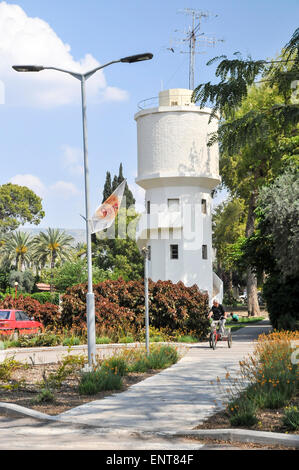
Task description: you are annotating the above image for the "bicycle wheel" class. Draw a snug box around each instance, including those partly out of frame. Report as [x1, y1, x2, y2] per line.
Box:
[211, 332, 217, 350]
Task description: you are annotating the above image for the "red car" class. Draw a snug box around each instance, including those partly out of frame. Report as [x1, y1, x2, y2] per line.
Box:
[0, 309, 43, 336]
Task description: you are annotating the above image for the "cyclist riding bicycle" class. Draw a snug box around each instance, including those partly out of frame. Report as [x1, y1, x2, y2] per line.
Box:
[208, 300, 228, 337]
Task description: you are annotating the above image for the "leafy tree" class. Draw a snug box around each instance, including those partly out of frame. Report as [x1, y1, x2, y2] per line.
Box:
[95, 164, 141, 281]
[74, 242, 87, 259]
[93, 208, 143, 280]
[9, 270, 35, 293]
[193, 28, 299, 315]
[257, 167, 299, 278]
[212, 198, 246, 297]
[51, 259, 117, 292]
[240, 166, 299, 329]
[0, 183, 45, 233]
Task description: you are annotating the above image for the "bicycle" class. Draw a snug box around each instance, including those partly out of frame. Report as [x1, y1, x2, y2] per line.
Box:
[209, 319, 232, 350]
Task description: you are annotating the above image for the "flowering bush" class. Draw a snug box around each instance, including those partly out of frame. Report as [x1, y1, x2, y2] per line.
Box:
[0, 295, 61, 328]
[61, 279, 209, 338]
[213, 330, 299, 427]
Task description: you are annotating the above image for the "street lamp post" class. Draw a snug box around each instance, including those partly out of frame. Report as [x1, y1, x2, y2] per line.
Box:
[13, 53, 153, 368]
[142, 247, 150, 356]
[14, 281, 18, 300]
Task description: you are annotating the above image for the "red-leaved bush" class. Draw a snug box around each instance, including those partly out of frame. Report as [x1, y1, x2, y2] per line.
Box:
[61, 279, 209, 338]
[0, 295, 61, 328]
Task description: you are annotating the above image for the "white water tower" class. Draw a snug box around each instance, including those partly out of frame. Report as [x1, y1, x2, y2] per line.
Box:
[135, 89, 223, 303]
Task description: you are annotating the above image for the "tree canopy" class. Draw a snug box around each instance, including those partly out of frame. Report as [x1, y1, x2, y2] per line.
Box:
[194, 27, 299, 315]
[0, 183, 45, 233]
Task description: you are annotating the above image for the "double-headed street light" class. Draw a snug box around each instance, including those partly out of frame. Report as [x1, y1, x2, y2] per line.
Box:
[13, 52, 153, 368]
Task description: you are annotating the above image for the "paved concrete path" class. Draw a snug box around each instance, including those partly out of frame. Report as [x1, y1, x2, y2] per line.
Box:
[55, 320, 271, 432]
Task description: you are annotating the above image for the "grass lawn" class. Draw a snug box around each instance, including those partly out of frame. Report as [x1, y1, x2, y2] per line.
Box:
[226, 316, 265, 332]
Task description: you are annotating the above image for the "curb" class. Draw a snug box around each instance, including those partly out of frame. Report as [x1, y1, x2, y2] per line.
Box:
[1, 402, 298, 449]
[153, 429, 299, 448]
[0, 402, 55, 422]
[1, 342, 189, 365]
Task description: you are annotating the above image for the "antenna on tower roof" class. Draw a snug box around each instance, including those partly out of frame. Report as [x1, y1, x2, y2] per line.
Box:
[174, 8, 224, 90]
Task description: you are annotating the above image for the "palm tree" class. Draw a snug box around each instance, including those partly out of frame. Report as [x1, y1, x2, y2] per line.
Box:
[74, 242, 87, 259]
[1, 231, 34, 271]
[32, 228, 74, 289]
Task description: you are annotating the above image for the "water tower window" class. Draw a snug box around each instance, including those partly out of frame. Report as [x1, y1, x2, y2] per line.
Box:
[148, 246, 151, 261]
[202, 245, 208, 260]
[168, 198, 180, 212]
[147, 201, 150, 214]
[201, 199, 207, 214]
[170, 244, 179, 260]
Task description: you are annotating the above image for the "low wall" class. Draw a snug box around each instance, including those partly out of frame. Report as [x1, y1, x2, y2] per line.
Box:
[1, 342, 189, 365]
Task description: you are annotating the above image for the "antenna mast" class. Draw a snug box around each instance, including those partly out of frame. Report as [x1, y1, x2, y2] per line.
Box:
[176, 8, 223, 90]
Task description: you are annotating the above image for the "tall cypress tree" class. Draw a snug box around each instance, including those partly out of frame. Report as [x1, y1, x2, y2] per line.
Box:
[102, 164, 136, 209]
[118, 163, 124, 184]
[111, 174, 119, 192]
[102, 171, 112, 202]
[117, 163, 135, 209]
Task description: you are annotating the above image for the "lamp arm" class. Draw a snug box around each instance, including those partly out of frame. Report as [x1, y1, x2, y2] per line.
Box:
[43, 60, 121, 81]
[83, 60, 121, 80]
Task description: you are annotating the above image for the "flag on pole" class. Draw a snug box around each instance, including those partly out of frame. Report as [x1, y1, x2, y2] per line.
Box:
[91, 180, 126, 234]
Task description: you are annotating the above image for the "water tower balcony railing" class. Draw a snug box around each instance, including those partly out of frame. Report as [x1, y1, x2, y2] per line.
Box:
[137, 95, 198, 110]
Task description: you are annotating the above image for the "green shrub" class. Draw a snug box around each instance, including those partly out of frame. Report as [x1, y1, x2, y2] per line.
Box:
[78, 370, 123, 395]
[96, 336, 113, 344]
[228, 398, 258, 427]
[101, 357, 128, 376]
[283, 406, 299, 431]
[128, 357, 150, 373]
[176, 335, 198, 343]
[118, 336, 134, 344]
[30, 292, 60, 305]
[218, 331, 299, 427]
[42, 354, 85, 389]
[0, 357, 23, 382]
[34, 388, 55, 404]
[263, 273, 299, 330]
[62, 336, 81, 346]
[149, 336, 164, 343]
[127, 345, 179, 372]
[147, 345, 179, 369]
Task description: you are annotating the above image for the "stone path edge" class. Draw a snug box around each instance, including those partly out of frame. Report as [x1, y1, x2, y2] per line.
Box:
[147, 429, 299, 449]
[1, 402, 298, 448]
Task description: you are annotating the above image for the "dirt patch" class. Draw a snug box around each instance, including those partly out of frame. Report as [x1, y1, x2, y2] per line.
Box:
[0, 363, 159, 416]
[187, 436, 297, 450]
[195, 401, 299, 435]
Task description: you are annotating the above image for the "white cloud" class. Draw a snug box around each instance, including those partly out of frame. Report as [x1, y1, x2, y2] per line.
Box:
[103, 86, 129, 102]
[61, 145, 84, 177]
[10, 173, 80, 199]
[49, 181, 80, 197]
[10, 173, 46, 197]
[0, 1, 128, 107]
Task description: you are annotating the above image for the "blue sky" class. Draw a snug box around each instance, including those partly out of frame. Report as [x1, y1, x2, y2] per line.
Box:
[0, 0, 298, 228]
